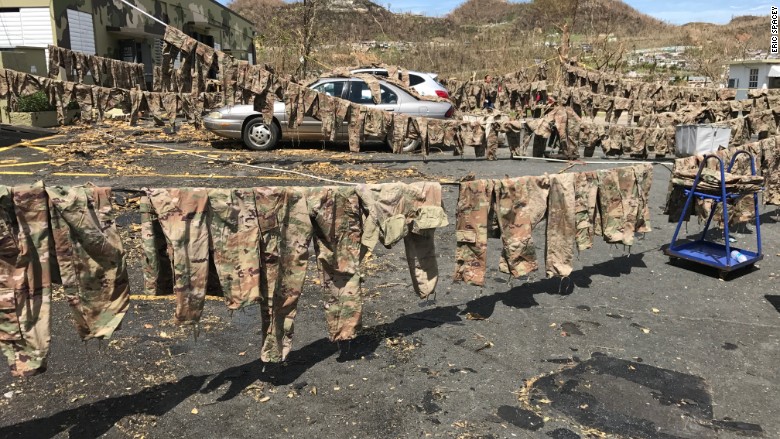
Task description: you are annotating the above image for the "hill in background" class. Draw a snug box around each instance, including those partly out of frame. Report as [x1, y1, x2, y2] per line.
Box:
[228, 0, 769, 82]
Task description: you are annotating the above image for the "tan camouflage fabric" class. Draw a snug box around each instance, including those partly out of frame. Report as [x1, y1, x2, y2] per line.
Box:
[0, 183, 51, 377]
[495, 176, 550, 278]
[357, 182, 448, 299]
[454, 180, 494, 287]
[47, 185, 130, 340]
[546, 173, 576, 278]
[208, 189, 261, 310]
[146, 188, 211, 325]
[573, 171, 600, 251]
[306, 187, 363, 341]
[258, 187, 308, 363]
[140, 195, 174, 296]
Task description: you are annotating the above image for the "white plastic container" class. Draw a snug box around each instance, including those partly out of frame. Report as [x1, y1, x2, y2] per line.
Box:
[675, 124, 731, 157]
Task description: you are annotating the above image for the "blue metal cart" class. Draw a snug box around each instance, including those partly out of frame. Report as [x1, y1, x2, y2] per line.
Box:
[664, 151, 763, 279]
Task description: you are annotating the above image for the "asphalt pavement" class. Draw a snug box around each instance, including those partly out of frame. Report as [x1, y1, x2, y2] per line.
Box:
[0, 125, 777, 439]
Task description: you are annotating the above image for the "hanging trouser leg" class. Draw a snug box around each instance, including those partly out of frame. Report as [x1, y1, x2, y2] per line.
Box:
[258, 188, 312, 363]
[495, 176, 550, 278]
[208, 189, 261, 310]
[1, 184, 52, 376]
[546, 173, 576, 278]
[596, 168, 627, 244]
[307, 187, 363, 341]
[148, 188, 210, 324]
[47, 186, 130, 340]
[574, 171, 600, 251]
[140, 195, 174, 296]
[0, 186, 23, 375]
[454, 180, 494, 286]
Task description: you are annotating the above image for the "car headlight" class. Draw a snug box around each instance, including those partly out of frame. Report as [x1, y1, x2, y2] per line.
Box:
[207, 111, 222, 119]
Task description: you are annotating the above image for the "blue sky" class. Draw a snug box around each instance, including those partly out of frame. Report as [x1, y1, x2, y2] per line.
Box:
[218, 1, 773, 25]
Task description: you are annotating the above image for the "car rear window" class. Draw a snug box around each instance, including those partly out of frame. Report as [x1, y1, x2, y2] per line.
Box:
[409, 75, 425, 86]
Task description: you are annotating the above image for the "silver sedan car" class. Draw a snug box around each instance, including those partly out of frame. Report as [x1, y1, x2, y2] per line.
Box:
[204, 77, 454, 151]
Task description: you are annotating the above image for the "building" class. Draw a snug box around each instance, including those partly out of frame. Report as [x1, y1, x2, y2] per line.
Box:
[728, 60, 780, 100]
[0, 0, 256, 83]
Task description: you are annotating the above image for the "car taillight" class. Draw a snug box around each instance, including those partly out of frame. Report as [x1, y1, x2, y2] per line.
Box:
[444, 105, 454, 118]
[435, 90, 450, 99]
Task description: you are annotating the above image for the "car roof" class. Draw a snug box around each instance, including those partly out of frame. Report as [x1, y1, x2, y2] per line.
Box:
[350, 68, 436, 79]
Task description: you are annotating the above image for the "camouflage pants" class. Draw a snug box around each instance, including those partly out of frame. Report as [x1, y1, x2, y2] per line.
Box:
[546, 174, 576, 278]
[357, 182, 448, 298]
[208, 189, 262, 311]
[574, 171, 600, 251]
[597, 167, 643, 246]
[454, 180, 494, 287]
[140, 196, 174, 297]
[254, 187, 288, 363]
[146, 188, 210, 324]
[761, 137, 780, 205]
[130, 90, 150, 126]
[47, 186, 130, 340]
[0, 184, 51, 377]
[495, 176, 550, 278]
[307, 187, 363, 341]
[634, 164, 654, 233]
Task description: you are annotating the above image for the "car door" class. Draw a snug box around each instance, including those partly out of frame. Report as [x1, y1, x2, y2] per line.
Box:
[340, 79, 401, 141]
[289, 79, 348, 140]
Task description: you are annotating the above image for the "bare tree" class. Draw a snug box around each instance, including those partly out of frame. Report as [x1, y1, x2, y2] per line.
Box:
[296, 0, 323, 77]
[531, 0, 580, 63]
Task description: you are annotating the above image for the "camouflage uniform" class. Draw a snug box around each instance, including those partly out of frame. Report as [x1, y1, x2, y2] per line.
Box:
[357, 182, 448, 299]
[257, 187, 304, 363]
[140, 195, 174, 296]
[495, 176, 550, 278]
[208, 189, 261, 311]
[546, 173, 576, 278]
[633, 164, 654, 234]
[574, 171, 600, 251]
[454, 180, 494, 287]
[47, 185, 130, 340]
[597, 166, 648, 246]
[0, 183, 51, 376]
[761, 137, 780, 205]
[596, 168, 628, 244]
[307, 187, 363, 341]
[145, 188, 211, 324]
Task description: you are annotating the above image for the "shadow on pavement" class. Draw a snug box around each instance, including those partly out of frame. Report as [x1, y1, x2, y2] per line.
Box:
[0, 253, 646, 438]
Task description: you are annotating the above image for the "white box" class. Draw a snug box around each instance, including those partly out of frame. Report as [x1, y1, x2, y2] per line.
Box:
[675, 124, 731, 157]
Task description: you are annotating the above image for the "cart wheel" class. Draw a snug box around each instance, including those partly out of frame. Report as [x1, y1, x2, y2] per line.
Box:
[718, 270, 728, 281]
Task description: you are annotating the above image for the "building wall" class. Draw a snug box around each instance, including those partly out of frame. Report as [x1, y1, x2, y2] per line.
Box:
[728, 64, 773, 100]
[0, 0, 254, 68]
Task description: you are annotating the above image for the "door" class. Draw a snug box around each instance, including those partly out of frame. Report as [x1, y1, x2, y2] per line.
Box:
[343, 79, 401, 140]
[287, 79, 348, 141]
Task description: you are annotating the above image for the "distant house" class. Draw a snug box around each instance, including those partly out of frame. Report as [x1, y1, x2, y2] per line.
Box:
[728, 60, 780, 100]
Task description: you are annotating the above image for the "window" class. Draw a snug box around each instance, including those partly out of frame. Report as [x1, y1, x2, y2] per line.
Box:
[348, 81, 398, 105]
[67, 9, 96, 55]
[0, 8, 53, 49]
[379, 85, 397, 104]
[748, 68, 759, 89]
[728, 78, 738, 88]
[409, 74, 425, 86]
[312, 81, 345, 98]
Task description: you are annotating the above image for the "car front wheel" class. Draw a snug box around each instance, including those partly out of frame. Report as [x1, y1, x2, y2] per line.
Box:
[242, 118, 280, 151]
